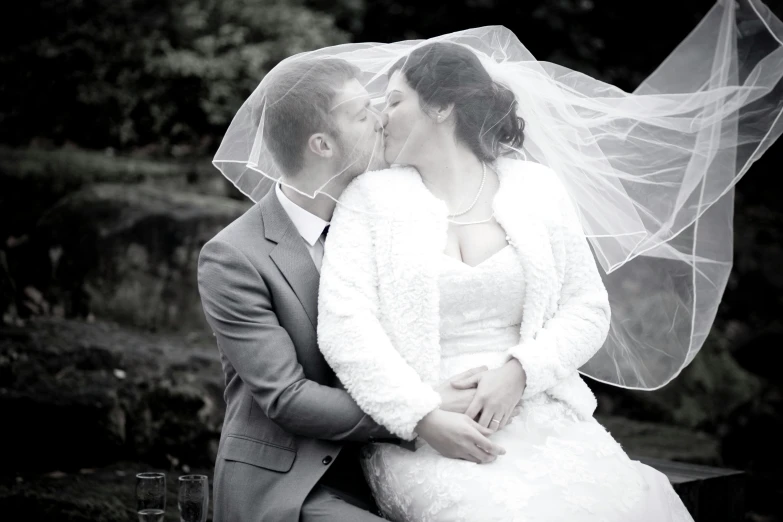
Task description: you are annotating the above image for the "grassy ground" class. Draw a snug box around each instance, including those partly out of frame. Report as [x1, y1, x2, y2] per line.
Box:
[0, 462, 214, 522]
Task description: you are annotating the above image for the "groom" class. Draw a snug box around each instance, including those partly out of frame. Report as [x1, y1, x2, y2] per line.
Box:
[199, 58, 503, 522]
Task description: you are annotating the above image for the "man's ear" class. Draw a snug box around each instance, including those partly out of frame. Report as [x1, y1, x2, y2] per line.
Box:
[308, 133, 335, 159]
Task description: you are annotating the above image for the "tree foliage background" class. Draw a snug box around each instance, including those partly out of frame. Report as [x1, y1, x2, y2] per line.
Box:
[1, 0, 747, 157]
[1, 0, 361, 155]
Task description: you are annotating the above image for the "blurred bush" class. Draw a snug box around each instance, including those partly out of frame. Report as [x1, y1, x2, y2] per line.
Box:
[353, 0, 719, 89]
[3, 0, 757, 157]
[1, 0, 360, 155]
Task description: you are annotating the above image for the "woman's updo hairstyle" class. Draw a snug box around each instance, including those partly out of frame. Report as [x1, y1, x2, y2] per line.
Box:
[389, 42, 525, 163]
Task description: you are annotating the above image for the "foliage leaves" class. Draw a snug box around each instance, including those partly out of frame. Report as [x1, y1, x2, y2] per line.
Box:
[1, 0, 356, 154]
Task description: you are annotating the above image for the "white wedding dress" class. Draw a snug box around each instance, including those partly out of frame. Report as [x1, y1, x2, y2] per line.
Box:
[361, 244, 694, 521]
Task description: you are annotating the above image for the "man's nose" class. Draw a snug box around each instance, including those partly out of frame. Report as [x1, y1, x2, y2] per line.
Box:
[374, 111, 388, 132]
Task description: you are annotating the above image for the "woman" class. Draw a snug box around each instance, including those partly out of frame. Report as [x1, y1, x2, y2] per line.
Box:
[211, 3, 782, 519]
[316, 42, 694, 521]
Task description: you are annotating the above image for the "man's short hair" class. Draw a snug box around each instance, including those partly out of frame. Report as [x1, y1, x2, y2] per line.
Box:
[255, 58, 360, 176]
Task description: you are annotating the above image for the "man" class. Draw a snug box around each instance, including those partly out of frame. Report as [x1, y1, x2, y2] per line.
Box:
[199, 58, 495, 521]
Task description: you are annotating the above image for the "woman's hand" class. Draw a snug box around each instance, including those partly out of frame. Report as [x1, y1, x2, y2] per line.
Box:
[435, 366, 487, 413]
[451, 359, 527, 431]
[415, 409, 506, 464]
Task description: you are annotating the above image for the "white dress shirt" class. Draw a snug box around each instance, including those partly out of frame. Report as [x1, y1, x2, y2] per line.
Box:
[275, 183, 330, 272]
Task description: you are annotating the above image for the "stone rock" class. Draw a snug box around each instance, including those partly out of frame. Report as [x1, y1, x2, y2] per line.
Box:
[0, 317, 224, 471]
[730, 326, 783, 385]
[597, 415, 722, 465]
[0, 462, 214, 522]
[722, 385, 783, 472]
[0, 146, 231, 241]
[17, 183, 249, 333]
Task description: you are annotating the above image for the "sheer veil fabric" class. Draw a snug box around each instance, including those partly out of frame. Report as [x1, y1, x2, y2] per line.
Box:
[213, 0, 783, 389]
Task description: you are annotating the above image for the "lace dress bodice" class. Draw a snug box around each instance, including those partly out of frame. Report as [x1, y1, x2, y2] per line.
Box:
[438, 244, 524, 380]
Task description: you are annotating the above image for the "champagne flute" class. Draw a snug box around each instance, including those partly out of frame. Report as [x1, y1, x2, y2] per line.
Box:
[136, 472, 166, 521]
[178, 475, 209, 522]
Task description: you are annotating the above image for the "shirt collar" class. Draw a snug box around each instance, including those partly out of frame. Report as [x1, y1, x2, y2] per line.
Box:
[275, 182, 330, 246]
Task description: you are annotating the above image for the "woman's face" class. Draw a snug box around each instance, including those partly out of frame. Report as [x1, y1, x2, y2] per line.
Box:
[381, 70, 438, 166]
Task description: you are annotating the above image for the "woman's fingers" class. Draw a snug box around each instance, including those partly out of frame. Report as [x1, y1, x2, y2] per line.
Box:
[463, 452, 483, 464]
[467, 443, 495, 464]
[499, 408, 515, 429]
[464, 397, 484, 420]
[480, 407, 505, 431]
[460, 422, 506, 464]
[478, 406, 498, 429]
[450, 365, 488, 384]
[498, 406, 520, 430]
[472, 421, 494, 438]
[451, 372, 484, 390]
[470, 429, 506, 458]
[500, 413, 510, 431]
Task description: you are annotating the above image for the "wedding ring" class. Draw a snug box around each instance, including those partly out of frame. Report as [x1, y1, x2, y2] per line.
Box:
[490, 419, 500, 426]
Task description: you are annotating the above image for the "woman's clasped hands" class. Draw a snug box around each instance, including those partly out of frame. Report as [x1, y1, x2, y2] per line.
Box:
[416, 361, 527, 464]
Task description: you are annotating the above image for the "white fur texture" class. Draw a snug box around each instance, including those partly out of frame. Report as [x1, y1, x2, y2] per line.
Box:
[317, 159, 611, 440]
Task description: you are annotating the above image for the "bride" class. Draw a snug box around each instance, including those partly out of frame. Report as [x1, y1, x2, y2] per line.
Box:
[211, 1, 782, 519]
[313, 3, 782, 520]
[316, 40, 695, 521]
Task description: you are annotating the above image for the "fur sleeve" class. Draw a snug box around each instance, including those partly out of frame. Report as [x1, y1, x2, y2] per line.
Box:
[507, 170, 611, 399]
[317, 178, 441, 440]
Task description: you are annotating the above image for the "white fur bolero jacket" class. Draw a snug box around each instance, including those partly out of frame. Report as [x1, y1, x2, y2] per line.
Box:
[317, 158, 611, 440]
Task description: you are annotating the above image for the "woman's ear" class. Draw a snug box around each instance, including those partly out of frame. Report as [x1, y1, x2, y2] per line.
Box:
[434, 103, 455, 123]
[307, 133, 335, 159]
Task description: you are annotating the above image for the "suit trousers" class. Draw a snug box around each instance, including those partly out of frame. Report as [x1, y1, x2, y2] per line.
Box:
[300, 484, 385, 522]
[302, 444, 383, 522]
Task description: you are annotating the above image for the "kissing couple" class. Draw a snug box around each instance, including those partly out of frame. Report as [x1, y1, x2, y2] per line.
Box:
[199, 4, 783, 521]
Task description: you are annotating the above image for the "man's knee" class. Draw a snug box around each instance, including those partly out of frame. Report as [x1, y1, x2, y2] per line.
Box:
[300, 485, 384, 522]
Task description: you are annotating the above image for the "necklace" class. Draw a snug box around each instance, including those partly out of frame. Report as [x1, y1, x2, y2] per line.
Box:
[448, 214, 495, 226]
[447, 162, 486, 218]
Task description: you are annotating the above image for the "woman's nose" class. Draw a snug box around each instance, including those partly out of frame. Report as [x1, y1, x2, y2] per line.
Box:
[374, 111, 389, 132]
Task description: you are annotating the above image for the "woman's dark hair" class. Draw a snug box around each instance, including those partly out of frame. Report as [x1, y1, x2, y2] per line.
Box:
[389, 42, 525, 162]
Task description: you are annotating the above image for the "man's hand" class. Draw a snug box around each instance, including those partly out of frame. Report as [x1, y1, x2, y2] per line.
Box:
[415, 409, 506, 464]
[452, 358, 527, 432]
[435, 366, 488, 414]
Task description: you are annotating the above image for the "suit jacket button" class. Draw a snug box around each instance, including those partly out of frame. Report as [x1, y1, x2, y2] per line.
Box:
[322, 456, 333, 465]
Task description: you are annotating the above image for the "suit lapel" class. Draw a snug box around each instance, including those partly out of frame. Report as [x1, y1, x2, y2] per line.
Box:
[260, 191, 321, 331]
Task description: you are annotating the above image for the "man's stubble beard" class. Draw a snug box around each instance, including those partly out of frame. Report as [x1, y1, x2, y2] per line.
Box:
[338, 134, 387, 179]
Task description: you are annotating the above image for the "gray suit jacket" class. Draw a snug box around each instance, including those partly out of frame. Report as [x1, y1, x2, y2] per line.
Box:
[198, 190, 398, 522]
